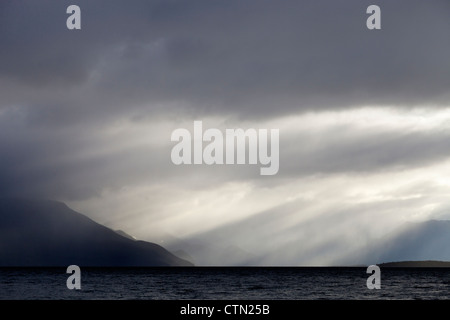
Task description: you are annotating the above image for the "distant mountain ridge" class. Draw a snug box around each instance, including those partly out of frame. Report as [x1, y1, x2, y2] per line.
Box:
[0, 198, 192, 266]
[114, 229, 137, 241]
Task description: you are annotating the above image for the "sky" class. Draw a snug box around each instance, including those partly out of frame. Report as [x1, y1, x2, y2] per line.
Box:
[1, 0, 450, 265]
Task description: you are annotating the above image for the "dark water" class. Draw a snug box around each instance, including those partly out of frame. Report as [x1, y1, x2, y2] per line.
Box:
[0, 267, 449, 300]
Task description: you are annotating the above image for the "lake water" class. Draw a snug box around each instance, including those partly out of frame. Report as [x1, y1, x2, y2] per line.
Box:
[0, 267, 449, 300]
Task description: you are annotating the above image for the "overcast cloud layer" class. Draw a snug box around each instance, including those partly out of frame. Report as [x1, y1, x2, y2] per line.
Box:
[1, 0, 450, 265]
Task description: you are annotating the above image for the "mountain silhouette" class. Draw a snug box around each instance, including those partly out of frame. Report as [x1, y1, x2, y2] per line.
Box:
[0, 198, 193, 266]
[114, 229, 137, 241]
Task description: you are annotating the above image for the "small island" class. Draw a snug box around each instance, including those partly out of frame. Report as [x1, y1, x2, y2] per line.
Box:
[379, 260, 450, 268]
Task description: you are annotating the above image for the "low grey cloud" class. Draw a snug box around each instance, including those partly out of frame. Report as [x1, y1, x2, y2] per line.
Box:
[280, 127, 450, 178]
[2, 106, 450, 201]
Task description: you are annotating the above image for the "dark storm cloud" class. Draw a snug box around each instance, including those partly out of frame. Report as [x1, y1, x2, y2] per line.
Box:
[0, 106, 174, 200]
[1, 0, 450, 120]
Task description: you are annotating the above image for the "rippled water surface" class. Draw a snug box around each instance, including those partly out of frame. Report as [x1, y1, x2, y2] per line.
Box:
[1, 267, 449, 300]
